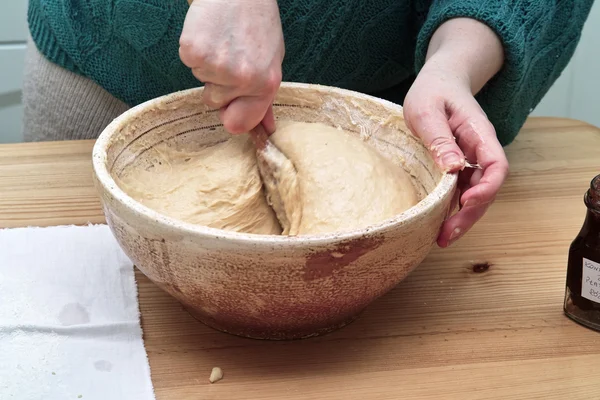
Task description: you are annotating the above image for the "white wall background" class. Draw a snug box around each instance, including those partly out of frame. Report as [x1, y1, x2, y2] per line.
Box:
[0, 1, 599, 143]
[0, 1, 28, 143]
[530, 2, 600, 124]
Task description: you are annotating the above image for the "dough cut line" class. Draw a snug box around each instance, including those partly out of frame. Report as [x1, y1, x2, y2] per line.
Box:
[249, 123, 303, 235]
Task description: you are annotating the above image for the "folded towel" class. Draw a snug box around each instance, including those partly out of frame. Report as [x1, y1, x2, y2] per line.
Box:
[0, 224, 155, 400]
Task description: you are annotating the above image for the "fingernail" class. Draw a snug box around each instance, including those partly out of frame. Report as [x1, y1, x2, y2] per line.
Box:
[448, 227, 462, 245]
[441, 153, 463, 171]
[463, 198, 479, 208]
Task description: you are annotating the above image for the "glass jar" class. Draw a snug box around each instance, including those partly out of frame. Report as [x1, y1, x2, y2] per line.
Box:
[564, 174, 600, 331]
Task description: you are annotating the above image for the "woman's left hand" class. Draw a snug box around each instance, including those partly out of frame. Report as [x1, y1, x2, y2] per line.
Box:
[403, 18, 509, 248]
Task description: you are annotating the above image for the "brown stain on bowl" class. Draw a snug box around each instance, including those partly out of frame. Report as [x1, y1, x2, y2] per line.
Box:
[304, 236, 385, 281]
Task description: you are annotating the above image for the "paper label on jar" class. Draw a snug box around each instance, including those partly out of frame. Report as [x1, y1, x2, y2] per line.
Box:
[582, 258, 600, 304]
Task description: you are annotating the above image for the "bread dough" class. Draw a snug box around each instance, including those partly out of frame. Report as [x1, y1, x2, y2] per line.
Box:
[115, 121, 419, 236]
[115, 134, 282, 235]
[255, 137, 303, 236]
[270, 121, 419, 235]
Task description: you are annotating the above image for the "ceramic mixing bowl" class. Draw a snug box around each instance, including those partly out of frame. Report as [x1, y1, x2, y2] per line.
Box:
[92, 82, 457, 340]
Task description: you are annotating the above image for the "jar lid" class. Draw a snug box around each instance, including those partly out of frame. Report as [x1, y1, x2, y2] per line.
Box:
[587, 174, 600, 209]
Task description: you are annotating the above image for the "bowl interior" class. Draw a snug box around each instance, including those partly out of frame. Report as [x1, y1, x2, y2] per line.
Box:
[100, 83, 447, 237]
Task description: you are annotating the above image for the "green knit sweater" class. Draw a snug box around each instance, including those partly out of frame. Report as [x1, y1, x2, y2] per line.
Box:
[27, 0, 593, 146]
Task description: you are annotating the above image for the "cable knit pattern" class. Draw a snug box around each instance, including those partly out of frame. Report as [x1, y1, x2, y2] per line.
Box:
[417, 0, 594, 145]
[27, 0, 593, 146]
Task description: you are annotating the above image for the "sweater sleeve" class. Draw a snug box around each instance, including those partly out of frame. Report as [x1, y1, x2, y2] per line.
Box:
[414, 0, 594, 146]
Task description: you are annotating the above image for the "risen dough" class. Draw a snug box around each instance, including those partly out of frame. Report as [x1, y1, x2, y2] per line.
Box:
[115, 121, 419, 236]
[270, 121, 419, 235]
[115, 134, 281, 235]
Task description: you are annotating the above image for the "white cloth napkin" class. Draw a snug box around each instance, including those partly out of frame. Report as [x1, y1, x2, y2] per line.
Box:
[0, 224, 155, 400]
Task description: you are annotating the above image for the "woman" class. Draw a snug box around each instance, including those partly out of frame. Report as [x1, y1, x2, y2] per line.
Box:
[22, 0, 593, 247]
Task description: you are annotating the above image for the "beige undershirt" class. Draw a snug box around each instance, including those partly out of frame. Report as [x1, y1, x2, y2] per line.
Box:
[116, 121, 419, 235]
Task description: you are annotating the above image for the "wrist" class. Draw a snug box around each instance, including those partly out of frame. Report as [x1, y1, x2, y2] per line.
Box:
[424, 18, 504, 94]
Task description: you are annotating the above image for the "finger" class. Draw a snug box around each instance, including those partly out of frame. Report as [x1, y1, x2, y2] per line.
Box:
[461, 156, 508, 208]
[220, 96, 271, 134]
[191, 56, 277, 90]
[453, 167, 479, 211]
[261, 105, 276, 135]
[442, 167, 480, 240]
[259, 70, 282, 135]
[191, 65, 229, 88]
[437, 201, 492, 247]
[179, 8, 234, 84]
[458, 167, 475, 188]
[202, 83, 242, 109]
[406, 104, 465, 173]
[469, 168, 484, 188]
[179, 31, 220, 82]
[455, 117, 509, 208]
[447, 185, 461, 218]
[457, 171, 474, 211]
[178, 16, 201, 68]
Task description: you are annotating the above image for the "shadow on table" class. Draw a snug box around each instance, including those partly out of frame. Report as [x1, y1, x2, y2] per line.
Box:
[145, 252, 474, 383]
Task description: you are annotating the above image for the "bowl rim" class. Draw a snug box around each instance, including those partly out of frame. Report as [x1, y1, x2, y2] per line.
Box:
[92, 82, 457, 246]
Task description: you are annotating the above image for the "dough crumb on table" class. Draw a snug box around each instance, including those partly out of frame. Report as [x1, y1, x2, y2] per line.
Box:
[209, 367, 223, 383]
[116, 121, 419, 236]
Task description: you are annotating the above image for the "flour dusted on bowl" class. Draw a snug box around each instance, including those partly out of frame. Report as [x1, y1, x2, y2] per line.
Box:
[115, 120, 419, 235]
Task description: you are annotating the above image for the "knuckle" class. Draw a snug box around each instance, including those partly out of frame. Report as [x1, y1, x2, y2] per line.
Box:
[468, 115, 496, 137]
[484, 119, 496, 133]
[205, 100, 221, 109]
[202, 85, 224, 108]
[415, 100, 444, 120]
[179, 40, 209, 68]
[223, 118, 248, 134]
[499, 160, 510, 176]
[202, 94, 219, 109]
[263, 69, 282, 93]
[477, 119, 497, 138]
[191, 66, 203, 79]
[213, 53, 234, 75]
[405, 106, 432, 128]
[429, 135, 456, 151]
[178, 34, 192, 52]
[234, 62, 257, 86]
[414, 109, 432, 122]
[178, 45, 192, 67]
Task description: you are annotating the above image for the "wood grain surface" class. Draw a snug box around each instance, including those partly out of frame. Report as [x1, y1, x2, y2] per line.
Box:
[1, 117, 600, 399]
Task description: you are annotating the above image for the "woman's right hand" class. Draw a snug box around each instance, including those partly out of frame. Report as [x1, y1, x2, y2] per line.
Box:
[179, 0, 284, 134]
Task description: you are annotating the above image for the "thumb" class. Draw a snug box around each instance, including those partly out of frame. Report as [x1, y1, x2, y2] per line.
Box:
[219, 96, 270, 134]
[406, 106, 465, 172]
[261, 105, 276, 135]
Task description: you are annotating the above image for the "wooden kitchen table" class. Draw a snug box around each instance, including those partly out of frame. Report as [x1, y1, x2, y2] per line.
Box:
[1, 117, 600, 399]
